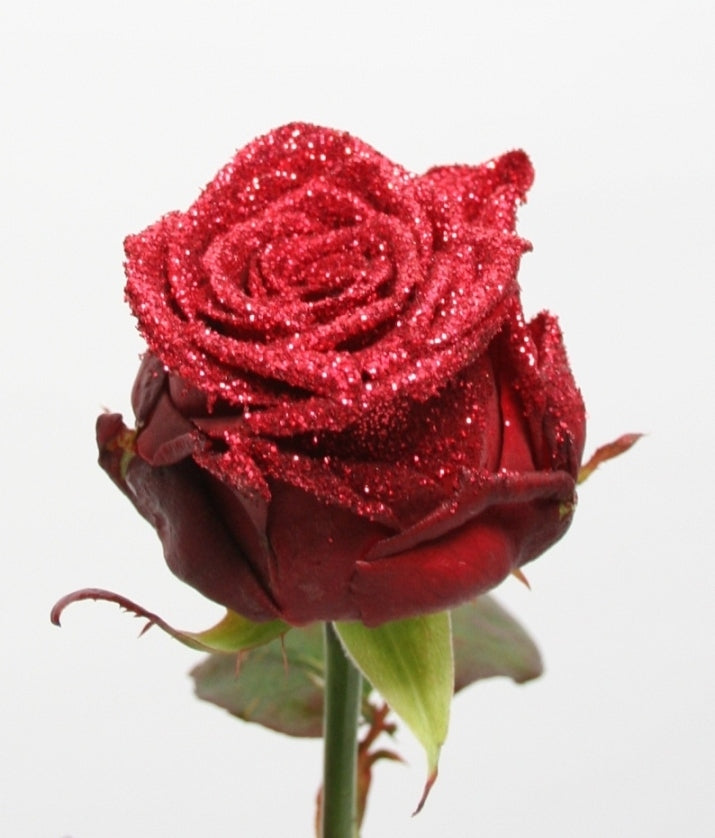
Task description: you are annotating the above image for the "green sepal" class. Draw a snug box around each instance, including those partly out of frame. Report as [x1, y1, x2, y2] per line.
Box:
[51, 587, 287, 653]
[187, 609, 287, 653]
[578, 432, 642, 483]
[335, 612, 453, 813]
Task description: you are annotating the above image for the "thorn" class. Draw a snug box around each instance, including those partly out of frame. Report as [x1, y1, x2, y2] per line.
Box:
[138, 619, 156, 638]
[235, 649, 249, 676]
[366, 748, 404, 767]
[511, 567, 531, 589]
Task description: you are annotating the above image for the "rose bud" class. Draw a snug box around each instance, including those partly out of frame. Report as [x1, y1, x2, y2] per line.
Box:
[98, 122, 585, 627]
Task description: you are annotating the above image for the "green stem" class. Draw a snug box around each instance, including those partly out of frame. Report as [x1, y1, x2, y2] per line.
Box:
[322, 622, 362, 838]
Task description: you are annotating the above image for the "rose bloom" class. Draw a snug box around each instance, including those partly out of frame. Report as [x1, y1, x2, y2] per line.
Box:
[98, 123, 585, 627]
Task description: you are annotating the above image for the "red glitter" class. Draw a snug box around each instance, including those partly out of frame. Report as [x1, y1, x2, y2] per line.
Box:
[101, 123, 586, 625]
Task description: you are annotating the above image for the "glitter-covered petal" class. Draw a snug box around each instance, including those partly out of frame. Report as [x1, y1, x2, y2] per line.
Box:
[103, 123, 586, 627]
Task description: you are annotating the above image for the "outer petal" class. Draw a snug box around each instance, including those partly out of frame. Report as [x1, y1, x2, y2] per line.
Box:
[261, 482, 392, 625]
[352, 470, 576, 626]
[525, 312, 586, 474]
[96, 414, 279, 622]
[421, 150, 534, 237]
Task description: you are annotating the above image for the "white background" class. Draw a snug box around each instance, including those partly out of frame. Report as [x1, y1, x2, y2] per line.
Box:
[2, 1, 713, 836]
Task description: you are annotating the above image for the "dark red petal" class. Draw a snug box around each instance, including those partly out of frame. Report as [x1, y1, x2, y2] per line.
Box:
[96, 413, 278, 622]
[365, 470, 574, 561]
[527, 312, 586, 474]
[263, 483, 391, 625]
[123, 457, 280, 622]
[353, 474, 574, 627]
[354, 522, 515, 626]
[135, 392, 201, 466]
[130, 353, 167, 424]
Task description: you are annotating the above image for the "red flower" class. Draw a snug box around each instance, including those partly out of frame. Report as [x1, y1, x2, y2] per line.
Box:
[98, 123, 585, 627]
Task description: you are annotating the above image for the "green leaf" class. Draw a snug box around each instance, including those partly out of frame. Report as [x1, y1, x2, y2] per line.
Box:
[452, 595, 543, 692]
[335, 612, 453, 813]
[51, 587, 286, 653]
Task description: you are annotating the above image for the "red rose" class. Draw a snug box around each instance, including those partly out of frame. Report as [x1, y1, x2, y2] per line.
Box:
[98, 123, 585, 627]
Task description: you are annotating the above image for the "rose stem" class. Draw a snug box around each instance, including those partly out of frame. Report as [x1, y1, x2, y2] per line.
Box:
[321, 622, 362, 838]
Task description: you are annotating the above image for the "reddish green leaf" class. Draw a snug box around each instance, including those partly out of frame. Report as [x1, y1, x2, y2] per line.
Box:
[192, 623, 371, 738]
[452, 595, 543, 692]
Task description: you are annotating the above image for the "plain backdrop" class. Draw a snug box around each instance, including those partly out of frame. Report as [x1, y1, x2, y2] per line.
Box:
[2, 1, 713, 836]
